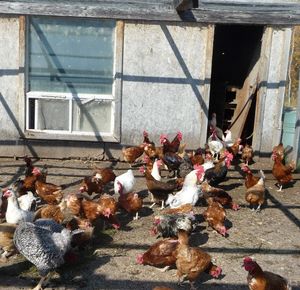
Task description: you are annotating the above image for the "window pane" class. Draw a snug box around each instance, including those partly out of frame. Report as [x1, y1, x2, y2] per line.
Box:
[28, 17, 115, 94]
[35, 99, 69, 130]
[72, 100, 112, 133]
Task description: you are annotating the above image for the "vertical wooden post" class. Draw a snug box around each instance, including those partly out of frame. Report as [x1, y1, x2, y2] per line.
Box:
[293, 70, 300, 171]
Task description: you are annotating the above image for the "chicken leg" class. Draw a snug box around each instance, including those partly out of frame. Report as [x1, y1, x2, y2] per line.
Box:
[32, 272, 51, 290]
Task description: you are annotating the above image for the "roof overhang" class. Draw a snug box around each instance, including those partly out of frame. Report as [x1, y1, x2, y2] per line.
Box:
[0, 0, 299, 25]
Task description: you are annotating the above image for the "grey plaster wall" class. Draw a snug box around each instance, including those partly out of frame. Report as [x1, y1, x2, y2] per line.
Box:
[121, 22, 214, 148]
[0, 17, 23, 140]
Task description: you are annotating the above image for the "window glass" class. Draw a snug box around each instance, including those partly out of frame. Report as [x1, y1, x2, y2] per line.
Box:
[28, 17, 115, 94]
[35, 98, 69, 130]
[72, 99, 112, 133]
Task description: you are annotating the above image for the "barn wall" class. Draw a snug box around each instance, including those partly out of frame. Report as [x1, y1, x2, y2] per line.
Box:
[0, 16, 214, 159]
[253, 27, 293, 156]
[121, 22, 214, 148]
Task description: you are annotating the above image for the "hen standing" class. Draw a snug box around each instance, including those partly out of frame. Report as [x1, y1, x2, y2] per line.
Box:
[175, 230, 222, 289]
[166, 167, 204, 209]
[117, 181, 143, 220]
[243, 256, 291, 290]
[271, 153, 295, 191]
[3, 189, 34, 224]
[13, 219, 81, 290]
[114, 169, 136, 195]
[245, 170, 266, 212]
[241, 144, 254, 165]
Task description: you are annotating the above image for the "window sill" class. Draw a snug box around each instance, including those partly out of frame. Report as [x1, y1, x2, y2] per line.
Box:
[23, 131, 120, 143]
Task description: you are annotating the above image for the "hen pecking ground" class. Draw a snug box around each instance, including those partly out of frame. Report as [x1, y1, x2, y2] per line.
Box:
[0, 157, 299, 290]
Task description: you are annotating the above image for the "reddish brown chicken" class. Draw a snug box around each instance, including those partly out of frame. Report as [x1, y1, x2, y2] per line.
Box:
[16, 166, 47, 195]
[201, 181, 240, 211]
[98, 194, 120, 229]
[34, 199, 73, 224]
[122, 144, 145, 166]
[0, 223, 17, 261]
[175, 230, 222, 290]
[117, 181, 143, 220]
[188, 148, 204, 166]
[92, 167, 116, 185]
[161, 203, 193, 215]
[79, 176, 103, 195]
[81, 198, 109, 223]
[160, 131, 183, 154]
[241, 144, 254, 165]
[35, 177, 64, 205]
[65, 192, 83, 216]
[140, 166, 178, 209]
[272, 153, 295, 191]
[241, 165, 261, 189]
[273, 143, 285, 162]
[227, 137, 242, 158]
[136, 238, 179, 271]
[202, 197, 228, 236]
[243, 256, 291, 290]
[245, 171, 266, 212]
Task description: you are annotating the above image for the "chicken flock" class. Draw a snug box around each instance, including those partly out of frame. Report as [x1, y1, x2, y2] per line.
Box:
[0, 118, 296, 290]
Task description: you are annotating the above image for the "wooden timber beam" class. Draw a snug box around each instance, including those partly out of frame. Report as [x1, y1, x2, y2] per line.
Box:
[173, 0, 193, 11]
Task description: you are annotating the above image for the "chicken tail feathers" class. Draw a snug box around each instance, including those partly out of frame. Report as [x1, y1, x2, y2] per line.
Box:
[259, 170, 265, 180]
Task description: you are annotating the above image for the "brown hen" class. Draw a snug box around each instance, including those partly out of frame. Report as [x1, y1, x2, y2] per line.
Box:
[175, 230, 222, 290]
[243, 256, 291, 290]
[136, 237, 179, 271]
[202, 197, 228, 236]
[272, 153, 295, 191]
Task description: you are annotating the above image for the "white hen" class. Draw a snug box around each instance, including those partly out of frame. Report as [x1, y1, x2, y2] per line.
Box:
[151, 159, 162, 181]
[207, 130, 224, 161]
[17, 191, 37, 211]
[166, 166, 204, 208]
[3, 189, 34, 224]
[222, 129, 234, 147]
[114, 169, 136, 195]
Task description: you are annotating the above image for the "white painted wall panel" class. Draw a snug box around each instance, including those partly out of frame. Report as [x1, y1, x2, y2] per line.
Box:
[122, 22, 213, 148]
[0, 17, 23, 140]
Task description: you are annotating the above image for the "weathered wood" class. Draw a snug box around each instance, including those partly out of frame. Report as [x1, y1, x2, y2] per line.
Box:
[185, 3, 300, 24]
[173, 0, 193, 11]
[1, 0, 299, 23]
[0, 1, 181, 21]
[229, 61, 260, 140]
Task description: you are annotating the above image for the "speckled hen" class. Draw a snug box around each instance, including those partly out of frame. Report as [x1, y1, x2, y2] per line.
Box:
[13, 219, 80, 290]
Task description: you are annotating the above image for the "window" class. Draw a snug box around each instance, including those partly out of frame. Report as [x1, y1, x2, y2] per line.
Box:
[25, 16, 122, 141]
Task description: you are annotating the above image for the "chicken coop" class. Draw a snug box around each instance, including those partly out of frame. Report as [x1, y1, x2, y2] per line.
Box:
[0, 0, 299, 167]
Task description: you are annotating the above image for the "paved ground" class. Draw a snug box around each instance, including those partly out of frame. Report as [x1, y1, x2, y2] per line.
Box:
[0, 157, 299, 290]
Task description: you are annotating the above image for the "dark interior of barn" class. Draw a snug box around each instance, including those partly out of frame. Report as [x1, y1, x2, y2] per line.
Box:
[208, 24, 264, 144]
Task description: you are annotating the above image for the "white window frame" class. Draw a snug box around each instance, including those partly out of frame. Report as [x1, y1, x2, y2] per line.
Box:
[24, 17, 123, 142]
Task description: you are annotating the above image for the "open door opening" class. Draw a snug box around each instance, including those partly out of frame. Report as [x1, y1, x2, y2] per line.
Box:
[208, 24, 264, 144]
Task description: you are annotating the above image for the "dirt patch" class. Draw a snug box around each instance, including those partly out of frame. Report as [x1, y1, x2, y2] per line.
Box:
[0, 157, 299, 290]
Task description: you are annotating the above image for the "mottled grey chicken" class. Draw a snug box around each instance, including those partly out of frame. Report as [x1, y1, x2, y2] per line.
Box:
[152, 213, 196, 238]
[13, 219, 81, 290]
[178, 153, 194, 179]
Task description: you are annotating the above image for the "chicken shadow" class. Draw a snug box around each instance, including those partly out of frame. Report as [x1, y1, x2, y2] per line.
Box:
[219, 182, 243, 191]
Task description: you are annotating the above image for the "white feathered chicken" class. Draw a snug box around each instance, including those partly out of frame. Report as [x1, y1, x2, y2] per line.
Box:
[222, 129, 234, 147]
[14, 219, 82, 290]
[151, 159, 162, 181]
[114, 169, 136, 195]
[166, 166, 204, 208]
[3, 189, 34, 224]
[17, 191, 37, 211]
[207, 130, 224, 161]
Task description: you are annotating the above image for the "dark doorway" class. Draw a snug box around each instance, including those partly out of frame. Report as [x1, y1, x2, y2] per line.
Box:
[208, 24, 264, 144]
